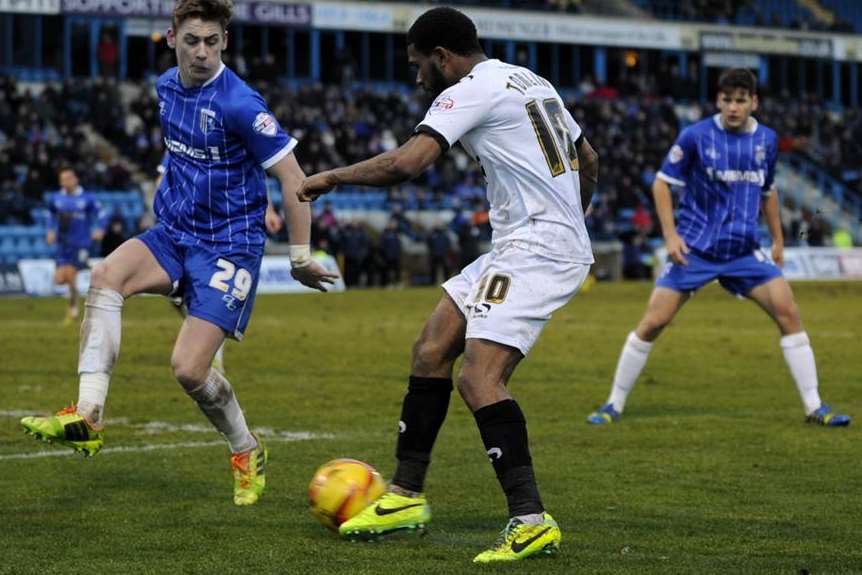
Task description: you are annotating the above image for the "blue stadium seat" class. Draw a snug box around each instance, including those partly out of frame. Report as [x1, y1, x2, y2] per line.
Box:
[0, 235, 15, 252]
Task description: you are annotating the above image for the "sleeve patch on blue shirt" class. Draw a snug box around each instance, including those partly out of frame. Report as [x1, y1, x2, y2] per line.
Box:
[253, 113, 278, 137]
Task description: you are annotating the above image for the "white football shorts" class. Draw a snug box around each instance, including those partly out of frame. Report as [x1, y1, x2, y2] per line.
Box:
[442, 240, 590, 356]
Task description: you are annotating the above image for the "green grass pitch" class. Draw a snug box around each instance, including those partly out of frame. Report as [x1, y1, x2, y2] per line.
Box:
[1, 282, 860, 574]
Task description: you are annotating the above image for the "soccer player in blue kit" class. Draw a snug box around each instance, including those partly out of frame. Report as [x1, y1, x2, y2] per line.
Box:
[46, 166, 104, 325]
[154, 152, 286, 376]
[21, 0, 337, 505]
[588, 69, 850, 427]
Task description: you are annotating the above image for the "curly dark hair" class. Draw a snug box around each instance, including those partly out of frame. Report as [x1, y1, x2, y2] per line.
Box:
[406, 7, 483, 57]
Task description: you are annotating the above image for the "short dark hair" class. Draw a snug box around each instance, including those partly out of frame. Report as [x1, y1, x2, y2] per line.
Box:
[717, 68, 757, 96]
[173, 0, 233, 31]
[57, 164, 75, 176]
[406, 7, 483, 57]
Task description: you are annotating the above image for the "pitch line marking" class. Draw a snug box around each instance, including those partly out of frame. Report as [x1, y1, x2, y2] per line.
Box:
[0, 410, 336, 461]
[0, 432, 334, 461]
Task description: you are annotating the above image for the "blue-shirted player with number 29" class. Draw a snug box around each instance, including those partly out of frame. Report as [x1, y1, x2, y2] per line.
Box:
[21, 0, 337, 505]
[587, 68, 850, 428]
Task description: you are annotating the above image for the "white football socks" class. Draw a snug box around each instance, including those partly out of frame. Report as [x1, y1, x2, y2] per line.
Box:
[781, 331, 821, 415]
[188, 369, 257, 454]
[77, 288, 124, 425]
[607, 331, 654, 413]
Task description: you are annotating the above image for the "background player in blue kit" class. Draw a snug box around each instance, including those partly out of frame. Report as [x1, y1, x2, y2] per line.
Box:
[588, 68, 850, 428]
[21, 0, 337, 505]
[46, 166, 105, 325]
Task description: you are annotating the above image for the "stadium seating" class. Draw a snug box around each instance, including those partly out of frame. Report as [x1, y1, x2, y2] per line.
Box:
[0, 225, 52, 264]
[627, 0, 843, 30]
[3, 58, 862, 268]
[818, 0, 862, 32]
[0, 66, 63, 83]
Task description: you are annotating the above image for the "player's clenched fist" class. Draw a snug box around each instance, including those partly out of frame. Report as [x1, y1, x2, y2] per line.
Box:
[298, 172, 336, 202]
[665, 232, 690, 265]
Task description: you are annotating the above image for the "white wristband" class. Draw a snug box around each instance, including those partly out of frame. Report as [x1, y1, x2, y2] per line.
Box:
[289, 244, 312, 268]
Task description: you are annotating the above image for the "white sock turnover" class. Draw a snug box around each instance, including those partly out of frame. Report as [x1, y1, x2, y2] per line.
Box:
[781, 331, 821, 415]
[607, 331, 654, 413]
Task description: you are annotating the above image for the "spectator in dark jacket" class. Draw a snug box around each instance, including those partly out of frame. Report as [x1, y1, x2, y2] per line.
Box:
[427, 226, 451, 285]
[379, 220, 402, 287]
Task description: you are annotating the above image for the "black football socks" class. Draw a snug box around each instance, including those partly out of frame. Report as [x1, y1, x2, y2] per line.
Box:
[474, 399, 544, 517]
[392, 376, 453, 493]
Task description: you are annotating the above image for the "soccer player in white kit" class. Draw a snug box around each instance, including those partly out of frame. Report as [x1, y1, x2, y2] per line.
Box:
[299, 7, 598, 563]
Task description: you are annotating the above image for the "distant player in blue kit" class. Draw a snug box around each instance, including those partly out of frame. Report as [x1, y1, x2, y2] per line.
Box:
[588, 68, 850, 427]
[21, 0, 337, 505]
[46, 166, 104, 325]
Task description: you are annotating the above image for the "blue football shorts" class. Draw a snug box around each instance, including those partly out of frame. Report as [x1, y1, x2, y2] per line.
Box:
[137, 224, 262, 340]
[56, 245, 90, 270]
[656, 249, 783, 296]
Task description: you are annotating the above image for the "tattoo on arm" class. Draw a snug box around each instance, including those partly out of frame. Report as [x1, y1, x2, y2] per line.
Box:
[330, 154, 406, 187]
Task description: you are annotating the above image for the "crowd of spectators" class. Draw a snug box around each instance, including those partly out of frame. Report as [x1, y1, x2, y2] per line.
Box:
[629, 0, 856, 32]
[367, 0, 858, 32]
[0, 75, 132, 225]
[2, 64, 860, 282]
[372, 0, 585, 14]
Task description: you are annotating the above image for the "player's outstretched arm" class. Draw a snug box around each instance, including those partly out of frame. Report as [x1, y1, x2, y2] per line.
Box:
[577, 137, 599, 213]
[268, 153, 338, 292]
[761, 190, 784, 266]
[653, 177, 689, 265]
[298, 134, 442, 202]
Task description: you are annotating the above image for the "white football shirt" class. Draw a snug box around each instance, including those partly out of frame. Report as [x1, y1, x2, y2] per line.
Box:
[416, 59, 593, 264]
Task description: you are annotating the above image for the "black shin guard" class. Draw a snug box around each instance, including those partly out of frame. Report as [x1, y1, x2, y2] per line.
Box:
[392, 376, 453, 492]
[474, 399, 544, 517]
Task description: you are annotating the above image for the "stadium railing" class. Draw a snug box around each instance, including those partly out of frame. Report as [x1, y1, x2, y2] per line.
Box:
[781, 153, 861, 221]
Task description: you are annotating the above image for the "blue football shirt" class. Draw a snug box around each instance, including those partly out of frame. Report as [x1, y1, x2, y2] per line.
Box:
[47, 188, 104, 248]
[657, 114, 778, 261]
[156, 62, 296, 252]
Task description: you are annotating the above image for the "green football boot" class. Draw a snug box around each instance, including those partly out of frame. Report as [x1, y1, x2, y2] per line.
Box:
[231, 433, 267, 506]
[20, 404, 104, 457]
[473, 513, 561, 564]
[338, 491, 431, 540]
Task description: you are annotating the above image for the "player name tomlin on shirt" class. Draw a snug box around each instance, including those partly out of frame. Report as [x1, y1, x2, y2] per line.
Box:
[504, 69, 553, 94]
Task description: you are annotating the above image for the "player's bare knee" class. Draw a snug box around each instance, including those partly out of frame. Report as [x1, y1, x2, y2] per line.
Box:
[89, 261, 115, 291]
[774, 302, 802, 333]
[638, 315, 668, 341]
[411, 336, 449, 375]
[171, 355, 208, 391]
[457, 371, 505, 411]
[458, 354, 496, 400]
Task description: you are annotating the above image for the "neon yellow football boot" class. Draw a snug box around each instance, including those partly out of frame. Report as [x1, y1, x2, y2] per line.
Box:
[473, 513, 561, 563]
[338, 491, 431, 540]
[20, 404, 104, 457]
[231, 433, 267, 506]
